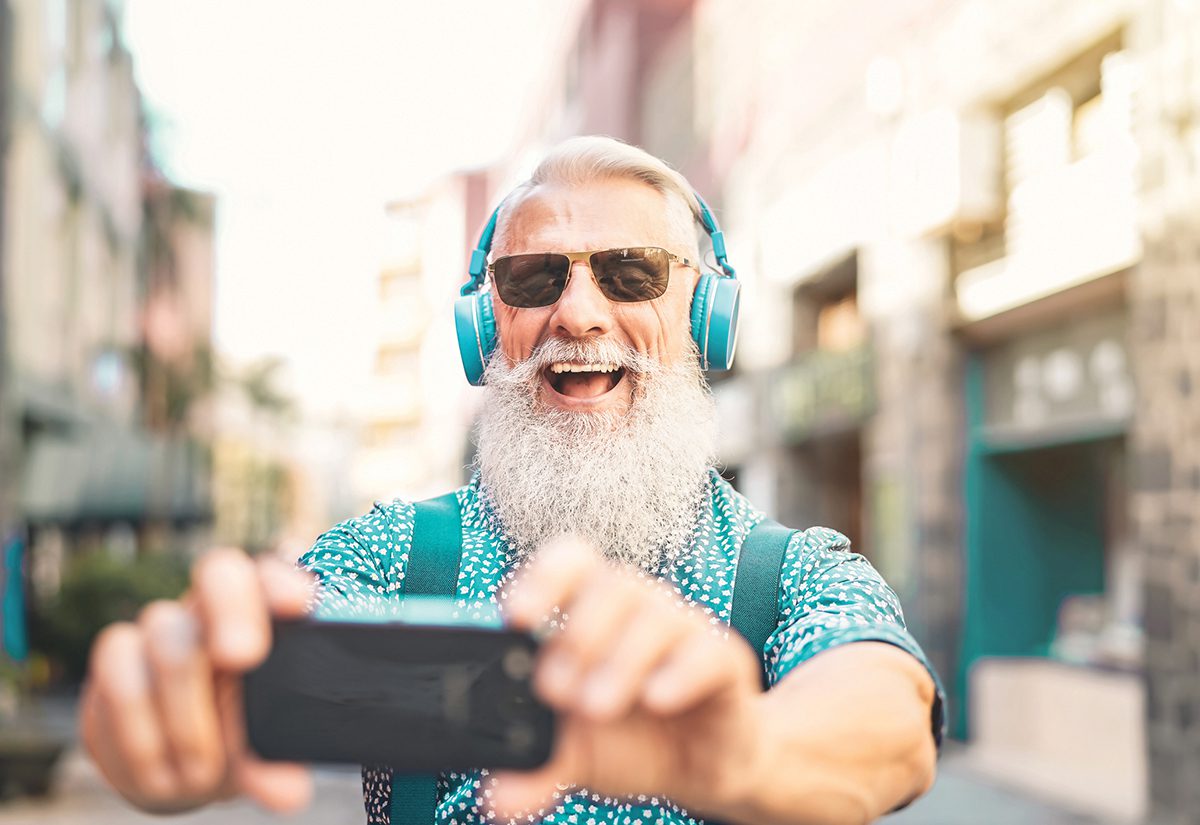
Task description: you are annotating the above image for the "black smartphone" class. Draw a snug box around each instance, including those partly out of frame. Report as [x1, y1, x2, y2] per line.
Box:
[243, 617, 555, 772]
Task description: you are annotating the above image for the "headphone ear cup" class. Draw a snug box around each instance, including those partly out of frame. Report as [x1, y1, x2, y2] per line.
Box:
[454, 292, 498, 386]
[690, 273, 717, 364]
[690, 274, 740, 372]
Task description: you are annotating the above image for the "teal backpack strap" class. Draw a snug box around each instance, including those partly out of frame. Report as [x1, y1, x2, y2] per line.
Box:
[390, 491, 463, 825]
[730, 517, 794, 691]
[401, 491, 464, 598]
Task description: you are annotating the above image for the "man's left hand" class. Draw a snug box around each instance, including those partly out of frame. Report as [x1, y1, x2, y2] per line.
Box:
[493, 536, 764, 819]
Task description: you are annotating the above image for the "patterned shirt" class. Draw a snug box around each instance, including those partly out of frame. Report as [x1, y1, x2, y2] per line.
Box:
[297, 469, 944, 825]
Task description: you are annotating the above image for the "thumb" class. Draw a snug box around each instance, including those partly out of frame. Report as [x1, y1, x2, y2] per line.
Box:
[488, 718, 586, 820]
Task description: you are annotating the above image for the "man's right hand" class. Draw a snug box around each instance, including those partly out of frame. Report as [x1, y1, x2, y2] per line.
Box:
[79, 548, 316, 814]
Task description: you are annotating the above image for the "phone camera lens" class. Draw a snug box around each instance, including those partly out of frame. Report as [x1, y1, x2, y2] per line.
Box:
[502, 646, 534, 681]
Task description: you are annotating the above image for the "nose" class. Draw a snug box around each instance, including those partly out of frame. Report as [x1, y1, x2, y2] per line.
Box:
[547, 260, 613, 339]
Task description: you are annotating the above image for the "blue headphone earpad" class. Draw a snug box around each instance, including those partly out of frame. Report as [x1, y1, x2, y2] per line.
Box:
[690, 273, 740, 371]
[705, 276, 740, 371]
[690, 273, 718, 359]
[454, 292, 498, 386]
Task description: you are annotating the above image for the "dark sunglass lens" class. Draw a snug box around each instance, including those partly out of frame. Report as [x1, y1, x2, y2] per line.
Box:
[494, 254, 570, 307]
[591, 247, 670, 302]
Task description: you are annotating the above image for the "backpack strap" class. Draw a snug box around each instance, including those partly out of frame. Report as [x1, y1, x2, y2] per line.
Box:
[730, 517, 794, 691]
[704, 517, 795, 825]
[391, 492, 463, 825]
[400, 492, 464, 598]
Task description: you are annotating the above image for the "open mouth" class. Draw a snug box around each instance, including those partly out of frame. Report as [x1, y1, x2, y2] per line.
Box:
[543, 361, 627, 402]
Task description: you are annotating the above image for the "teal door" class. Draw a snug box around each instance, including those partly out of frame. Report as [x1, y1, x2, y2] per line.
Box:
[956, 356, 1117, 737]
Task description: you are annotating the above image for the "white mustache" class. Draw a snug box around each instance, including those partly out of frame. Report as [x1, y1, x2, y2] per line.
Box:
[521, 338, 658, 375]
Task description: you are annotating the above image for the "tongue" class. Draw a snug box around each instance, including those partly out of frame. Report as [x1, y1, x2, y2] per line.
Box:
[557, 371, 613, 399]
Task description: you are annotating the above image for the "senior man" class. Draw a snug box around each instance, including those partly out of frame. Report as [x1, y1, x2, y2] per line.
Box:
[80, 136, 942, 825]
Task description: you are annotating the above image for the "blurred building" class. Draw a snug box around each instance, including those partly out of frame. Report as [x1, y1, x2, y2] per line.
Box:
[354, 1, 590, 508]
[0, 0, 214, 598]
[353, 177, 484, 505]
[691, 0, 1195, 821]
[209, 358, 293, 555]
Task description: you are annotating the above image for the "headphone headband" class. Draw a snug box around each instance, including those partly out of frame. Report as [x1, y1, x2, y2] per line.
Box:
[693, 193, 736, 277]
[463, 208, 499, 296]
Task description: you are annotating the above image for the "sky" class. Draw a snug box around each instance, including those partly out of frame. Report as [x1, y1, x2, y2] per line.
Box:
[122, 0, 577, 417]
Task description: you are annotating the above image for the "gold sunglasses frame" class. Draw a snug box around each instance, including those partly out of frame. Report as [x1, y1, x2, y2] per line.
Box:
[486, 247, 698, 306]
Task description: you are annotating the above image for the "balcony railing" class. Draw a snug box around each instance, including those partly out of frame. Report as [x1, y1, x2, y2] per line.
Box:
[767, 346, 875, 443]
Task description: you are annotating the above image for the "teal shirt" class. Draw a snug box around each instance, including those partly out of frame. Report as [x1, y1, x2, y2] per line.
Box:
[298, 470, 943, 824]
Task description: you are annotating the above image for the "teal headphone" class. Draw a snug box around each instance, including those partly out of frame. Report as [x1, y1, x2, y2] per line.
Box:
[453, 192, 740, 386]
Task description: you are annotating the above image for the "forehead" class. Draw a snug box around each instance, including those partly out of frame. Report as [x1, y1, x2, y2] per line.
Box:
[498, 178, 678, 254]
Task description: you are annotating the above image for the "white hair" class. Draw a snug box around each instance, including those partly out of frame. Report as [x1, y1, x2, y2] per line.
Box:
[492, 135, 705, 261]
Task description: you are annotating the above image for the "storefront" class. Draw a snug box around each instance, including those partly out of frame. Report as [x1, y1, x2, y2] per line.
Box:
[958, 306, 1144, 819]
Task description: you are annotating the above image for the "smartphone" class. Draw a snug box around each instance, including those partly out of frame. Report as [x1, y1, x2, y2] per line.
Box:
[243, 615, 555, 772]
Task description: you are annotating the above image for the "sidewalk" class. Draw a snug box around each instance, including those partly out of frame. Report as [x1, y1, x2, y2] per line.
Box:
[0, 696, 1117, 824]
[0, 749, 365, 824]
[0, 747, 1116, 825]
[884, 747, 1120, 825]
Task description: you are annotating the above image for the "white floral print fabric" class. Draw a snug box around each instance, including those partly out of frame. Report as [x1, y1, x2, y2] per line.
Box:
[297, 470, 943, 824]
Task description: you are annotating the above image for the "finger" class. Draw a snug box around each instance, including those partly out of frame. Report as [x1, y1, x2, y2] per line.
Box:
[643, 633, 759, 714]
[258, 556, 316, 618]
[192, 548, 271, 671]
[237, 756, 313, 814]
[88, 623, 179, 800]
[140, 600, 226, 795]
[578, 601, 691, 720]
[214, 673, 313, 813]
[80, 680, 142, 799]
[503, 535, 599, 628]
[534, 573, 642, 706]
[487, 768, 562, 820]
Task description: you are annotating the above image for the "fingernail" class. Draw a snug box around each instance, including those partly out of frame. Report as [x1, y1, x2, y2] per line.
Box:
[151, 611, 200, 665]
[538, 651, 575, 698]
[583, 672, 619, 715]
[218, 625, 260, 664]
[643, 674, 678, 708]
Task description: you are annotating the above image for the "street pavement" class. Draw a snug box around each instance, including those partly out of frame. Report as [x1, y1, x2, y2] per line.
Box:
[0, 751, 365, 824]
[883, 748, 1117, 825]
[0, 744, 1118, 825]
[0, 694, 1121, 824]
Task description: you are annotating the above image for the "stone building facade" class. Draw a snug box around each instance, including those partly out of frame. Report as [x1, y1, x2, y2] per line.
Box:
[411, 0, 1197, 816]
[687, 0, 1194, 820]
[1129, 3, 1200, 816]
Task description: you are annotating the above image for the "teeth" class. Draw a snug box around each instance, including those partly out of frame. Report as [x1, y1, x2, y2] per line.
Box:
[549, 362, 620, 374]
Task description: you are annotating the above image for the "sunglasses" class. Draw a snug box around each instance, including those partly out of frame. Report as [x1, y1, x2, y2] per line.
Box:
[488, 247, 696, 308]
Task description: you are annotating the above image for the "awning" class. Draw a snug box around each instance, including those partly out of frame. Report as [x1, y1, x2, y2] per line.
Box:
[21, 425, 212, 526]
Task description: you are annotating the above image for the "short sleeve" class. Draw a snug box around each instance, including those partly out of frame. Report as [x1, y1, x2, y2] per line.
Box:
[295, 500, 415, 620]
[763, 526, 945, 746]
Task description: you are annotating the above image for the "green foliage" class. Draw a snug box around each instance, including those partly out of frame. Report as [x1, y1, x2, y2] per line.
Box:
[30, 552, 190, 684]
[238, 356, 294, 417]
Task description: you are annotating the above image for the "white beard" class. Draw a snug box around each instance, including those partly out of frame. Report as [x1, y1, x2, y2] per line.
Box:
[475, 337, 717, 570]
